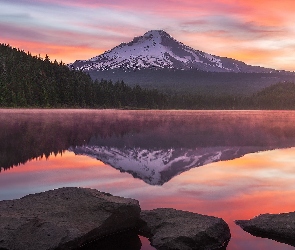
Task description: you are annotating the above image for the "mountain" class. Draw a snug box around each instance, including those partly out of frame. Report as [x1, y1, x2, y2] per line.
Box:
[70, 30, 277, 73]
[69, 30, 295, 96]
[70, 145, 274, 185]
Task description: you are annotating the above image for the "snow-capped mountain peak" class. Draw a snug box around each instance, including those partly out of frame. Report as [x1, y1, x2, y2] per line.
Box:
[70, 30, 274, 73]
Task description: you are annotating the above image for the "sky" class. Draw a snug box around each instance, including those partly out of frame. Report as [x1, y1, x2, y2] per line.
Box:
[1, 0, 295, 71]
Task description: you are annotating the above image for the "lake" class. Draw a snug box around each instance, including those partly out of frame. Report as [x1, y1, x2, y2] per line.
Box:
[1, 109, 295, 249]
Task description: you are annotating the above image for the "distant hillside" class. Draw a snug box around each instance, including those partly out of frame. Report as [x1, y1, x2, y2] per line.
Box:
[250, 82, 295, 109]
[89, 69, 295, 96]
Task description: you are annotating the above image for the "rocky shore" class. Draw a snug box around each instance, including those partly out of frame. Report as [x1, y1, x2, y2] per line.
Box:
[236, 212, 295, 247]
[0, 187, 231, 250]
[140, 208, 230, 250]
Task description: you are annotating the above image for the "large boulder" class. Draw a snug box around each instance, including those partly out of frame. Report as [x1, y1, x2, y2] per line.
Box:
[139, 208, 230, 250]
[236, 212, 295, 247]
[0, 187, 142, 250]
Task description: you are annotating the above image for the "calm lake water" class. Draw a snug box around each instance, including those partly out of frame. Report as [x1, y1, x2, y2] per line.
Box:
[1, 109, 295, 249]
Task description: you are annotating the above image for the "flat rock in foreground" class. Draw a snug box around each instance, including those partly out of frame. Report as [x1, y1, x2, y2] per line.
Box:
[140, 208, 230, 250]
[0, 187, 141, 250]
[236, 212, 295, 247]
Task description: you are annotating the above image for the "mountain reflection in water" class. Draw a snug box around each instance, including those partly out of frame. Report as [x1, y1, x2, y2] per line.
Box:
[1, 109, 295, 250]
[1, 109, 295, 174]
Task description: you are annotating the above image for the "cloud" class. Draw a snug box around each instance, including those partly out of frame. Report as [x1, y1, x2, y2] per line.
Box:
[0, 23, 45, 42]
[1, 0, 295, 69]
[181, 15, 286, 39]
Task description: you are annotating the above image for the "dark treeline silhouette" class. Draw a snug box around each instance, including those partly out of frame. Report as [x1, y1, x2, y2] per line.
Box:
[0, 44, 166, 109]
[1, 43, 295, 109]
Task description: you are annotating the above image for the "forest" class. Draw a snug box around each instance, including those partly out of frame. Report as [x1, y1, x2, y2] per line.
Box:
[0, 43, 295, 110]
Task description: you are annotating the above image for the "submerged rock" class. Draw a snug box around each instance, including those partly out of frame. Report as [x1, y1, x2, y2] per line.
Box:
[139, 208, 230, 250]
[0, 187, 141, 250]
[236, 212, 295, 247]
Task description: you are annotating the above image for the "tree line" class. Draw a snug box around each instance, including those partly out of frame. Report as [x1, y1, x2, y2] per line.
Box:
[1, 43, 295, 109]
[0, 44, 168, 108]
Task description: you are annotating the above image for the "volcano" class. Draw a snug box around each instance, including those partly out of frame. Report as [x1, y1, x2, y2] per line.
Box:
[70, 30, 276, 73]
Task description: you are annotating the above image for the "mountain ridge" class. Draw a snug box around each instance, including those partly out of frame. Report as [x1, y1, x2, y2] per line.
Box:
[70, 30, 279, 73]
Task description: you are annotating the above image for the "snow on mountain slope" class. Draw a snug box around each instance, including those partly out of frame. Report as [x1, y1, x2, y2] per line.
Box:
[70, 145, 269, 185]
[70, 30, 275, 73]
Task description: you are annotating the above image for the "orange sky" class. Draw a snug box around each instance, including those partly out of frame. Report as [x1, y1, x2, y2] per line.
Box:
[1, 0, 295, 70]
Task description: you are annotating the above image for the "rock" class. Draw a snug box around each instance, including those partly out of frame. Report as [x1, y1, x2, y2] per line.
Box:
[139, 208, 230, 250]
[0, 187, 142, 250]
[236, 212, 295, 247]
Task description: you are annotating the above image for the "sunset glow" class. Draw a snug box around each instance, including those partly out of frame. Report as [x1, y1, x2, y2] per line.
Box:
[1, 0, 295, 70]
[2, 148, 295, 249]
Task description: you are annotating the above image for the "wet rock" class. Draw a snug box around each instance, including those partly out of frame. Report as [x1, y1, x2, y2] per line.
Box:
[139, 208, 230, 250]
[236, 212, 295, 247]
[0, 187, 141, 250]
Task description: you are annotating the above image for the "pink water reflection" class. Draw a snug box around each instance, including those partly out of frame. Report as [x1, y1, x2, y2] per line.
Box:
[1, 149, 295, 249]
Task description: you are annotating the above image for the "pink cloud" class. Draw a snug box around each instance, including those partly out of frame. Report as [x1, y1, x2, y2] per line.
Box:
[2, 0, 295, 69]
